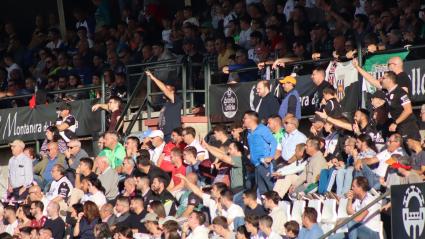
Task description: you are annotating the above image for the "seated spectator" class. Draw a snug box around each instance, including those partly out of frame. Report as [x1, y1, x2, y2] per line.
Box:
[34, 142, 67, 190]
[245, 215, 266, 238]
[219, 189, 245, 231]
[167, 148, 186, 194]
[30, 201, 47, 229]
[330, 176, 380, 239]
[40, 126, 67, 155]
[112, 196, 131, 225]
[46, 164, 73, 204]
[64, 139, 88, 170]
[124, 196, 147, 233]
[222, 49, 257, 82]
[175, 172, 203, 218]
[298, 207, 324, 239]
[121, 177, 137, 198]
[136, 149, 171, 187]
[83, 177, 107, 207]
[211, 216, 237, 238]
[99, 204, 116, 227]
[259, 215, 282, 239]
[283, 221, 300, 239]
[98, 132, 126, 169]
[73, 201, 100, 239]
[262, 191, 286, 236]
[96, 156, 119, 201]
[183, 127, 209, 161]
[4, 206, 18, 236]
[148, 176, 177, 216]
[242, 189, 267, 217]
[44, 201, 65, 239]
[181, 211, 210, 239]
[144, 130, 166, 166]
[157, 127, 187, 172]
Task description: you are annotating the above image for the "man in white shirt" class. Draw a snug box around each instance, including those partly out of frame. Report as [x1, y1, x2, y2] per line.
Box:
[278, 116, 307, 162]
[146, 130, 166, 165]
[259, 215, 282, 239]
[47, 164, 73, 203]
[8, 139, 33, 200]
[183, 127, 209, 160]
[262, 191, 286, 236]
[331, 176, 381, 239]
[182, 211, 209, 239]
[220, 189, 245, 231]
[4, 205, 18, 235]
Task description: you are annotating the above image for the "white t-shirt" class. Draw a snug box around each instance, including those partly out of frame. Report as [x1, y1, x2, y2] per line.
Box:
[222, 203, 245, 231]
[83, 191, 107, 208]
[202, 193, 218, 221]
[151, 142, 165, 165]
[187, 140, 209, 160]
[47, 176, 73, 201]
[374, 147, 405, 177]
[352, 192, 381, 232]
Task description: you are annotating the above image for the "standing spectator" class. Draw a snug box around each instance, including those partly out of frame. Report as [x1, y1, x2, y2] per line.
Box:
[145, 70, 183, 142]
[96, 156, 119, 201]
[215, 37, 234, 70]
[321, 87, 343, 118]
[267, 115, 285, 151]
[255, 80, 280, 123]
[278, 76, 301, 120]
[43, 201, 65, 239]
[8, 140, 33, 200]
[181, 211, 209, 239]
[310, 67, 333, 110]
[243, 111, 277, 194]
[34, 142, 67, 190]
[262, 191, 286, 236]
[298, 207, 324, 239]
[330, 177, 380, 239]
[64, 139, 88, 170]
[92, 96, 123, 132]
[55, 102, 77, 143]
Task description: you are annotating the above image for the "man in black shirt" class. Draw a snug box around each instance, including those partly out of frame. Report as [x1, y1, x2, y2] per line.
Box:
[44, 201, 65, 239]
[311, 67, 333, 110]
[148, 175, 177, 216]
[242, 189, 267, 217]
[381, 71, 420, 140]
[322, 87, 342, 117]
[256, 80, 280, 123]
[136, 149, 171, 187]
[145, 70, 183, 142]
[121, 196, 148, 233]
[56, 102, 77, 143]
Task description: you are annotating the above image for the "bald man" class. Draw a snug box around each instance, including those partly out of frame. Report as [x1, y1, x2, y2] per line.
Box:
[27, 185, 49, 215]
[353, 56, 410, 93]
[96, 156, 119, 201]
[44, 201, 65, 239]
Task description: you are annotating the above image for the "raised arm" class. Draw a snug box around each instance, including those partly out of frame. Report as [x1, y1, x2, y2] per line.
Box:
[176, 174, 203, 198]
[316, 111, 353, 131]
[202, 142, 233, 165]
[145, 70, 175, 102]
[352, 58, 382, 89]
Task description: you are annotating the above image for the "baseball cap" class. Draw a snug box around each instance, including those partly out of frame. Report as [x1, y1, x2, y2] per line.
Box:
[148, 130, 164, 139]
[10, 139, 25, 148]
[279, 76, 297, 85]
[140, 213, 158, 223]
[371, 90, 386, 100]
[56, 102, 72, 111]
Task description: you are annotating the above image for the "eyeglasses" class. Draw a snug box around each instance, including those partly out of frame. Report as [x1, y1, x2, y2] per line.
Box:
[284, 121, 292, 125]
[68, 146, 76, 149]
[46, 149, 51, 152]
[387, 63, 396, 66]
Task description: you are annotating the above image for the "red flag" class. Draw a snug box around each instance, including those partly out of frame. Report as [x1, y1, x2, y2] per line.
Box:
[29, 94, 36, 109]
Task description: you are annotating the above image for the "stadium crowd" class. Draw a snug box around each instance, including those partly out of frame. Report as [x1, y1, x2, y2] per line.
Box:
[0, 0, 425, 239]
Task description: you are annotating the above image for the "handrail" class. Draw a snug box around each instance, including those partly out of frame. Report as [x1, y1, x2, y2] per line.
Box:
[0, 85, 102, 101]
[319, 190, 390, 239]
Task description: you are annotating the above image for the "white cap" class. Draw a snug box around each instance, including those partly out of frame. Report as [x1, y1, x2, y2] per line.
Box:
[148, 130, 164, 139]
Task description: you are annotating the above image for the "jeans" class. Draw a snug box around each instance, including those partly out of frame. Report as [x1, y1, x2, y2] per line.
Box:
[233, 190, 245, 208]
[336, 167, 354, 196]
[354, 164, 380, 190]
[318, 168, 335, 194]
[330, 220, 380, 239]
[255, 164, 274, 194]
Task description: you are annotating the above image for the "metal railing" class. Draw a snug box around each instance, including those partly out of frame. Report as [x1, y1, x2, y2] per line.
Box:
[319, 190, 390, 239]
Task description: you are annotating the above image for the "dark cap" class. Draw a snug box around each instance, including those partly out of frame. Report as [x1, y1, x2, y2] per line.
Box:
[309, 115, 325, 124]
[406, 134, 421, 142]
[57, 102, 71, 111]
[371, 90, 386, 100]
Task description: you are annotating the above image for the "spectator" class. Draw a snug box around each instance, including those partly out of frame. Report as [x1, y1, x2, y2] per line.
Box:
[255, 80, 280, 123]
[146, 130, 166, 166]
[64, 139, 88, 169]
[8, 140, 33, 200]
[310, 67, 333, 110]
[278, 76, 301, 120]
[112, 196, 131, 225]
[267, 115, 285, 151]
[181, 211, 209, 239]
[406, 135, 425, 178]
[73, 201, 100, 239]
[124, 135, 140, 161]
[321, 87, 342, 118]
[99, 204, 116, 227]
[216, 37, 235, 70]
[262, 191, 286, 236]
[46, 164, 73, 202]
[259, 215, 282, 239]
[55, 102, 77, 143]
[277, 116, 307, 163]
[30, 201, 47, 229]
[84, 177, 107, 207]
[242, 189, 267, 217]
[243, 111, 277, 194]
[298, 207, 324, 239]
[182, 127, 209, 161]
[212, 216, 237, 239]
[96, 156, 119, 201]
[145, 70, 183, 141]
[136, 149, 171, 187]
[99, 132, 126, 169]
[223, 49, 257, 82]
[245, 215, 265, 238]
[167, 148, 186, 194]
[92, 96, 123, 133]
[40, 125, 68, 155]
[34, 142, 67, 190]
[44, 201, 66, 239]
[148, 175, 177, 216]
[125, 196, 147, 233]
[4, 206, 18, 235]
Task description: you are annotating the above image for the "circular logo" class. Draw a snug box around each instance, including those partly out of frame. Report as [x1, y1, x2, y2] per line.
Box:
[221, 88, 238, 118]
[402, 185, 425, 239]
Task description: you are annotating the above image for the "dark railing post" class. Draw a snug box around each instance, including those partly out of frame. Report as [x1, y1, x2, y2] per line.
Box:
[182, 64, 187, 116]
[100, 75, 106, 133]
[204, 62, 211, 131]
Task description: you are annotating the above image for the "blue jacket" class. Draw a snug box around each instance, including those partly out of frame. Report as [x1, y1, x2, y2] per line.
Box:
[247, 124, 277, 166]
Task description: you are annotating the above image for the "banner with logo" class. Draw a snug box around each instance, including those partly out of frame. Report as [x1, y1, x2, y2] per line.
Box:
[391, 183, 425, 239]
[209, 75, 320, 123]
[362, 51, 409, 93]
[403, 59, 425, 103]
[0, 99, 101, 145]
[325, 60, 360, 113]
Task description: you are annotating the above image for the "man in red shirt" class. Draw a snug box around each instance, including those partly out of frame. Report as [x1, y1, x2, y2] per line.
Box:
[168, 148, 186, 194]
[30, 201, 47, 229]
[158, 127, 187, 172]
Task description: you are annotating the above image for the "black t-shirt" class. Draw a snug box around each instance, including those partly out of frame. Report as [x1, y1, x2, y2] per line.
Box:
[360, 124, 385, 149]
[121, 210, 148, 233]
[147, 165, 171, 187]
[324, 98, 342, 117]
[187, 192, 202, 207]
[314, 81, 333, 110]
[44, 217, 65, 239]
[386, 86, 415, 124]
[244, 204, 268, 217]
[147, 189, 177, 215]
[159, 94, 183, 136]
[258, 92, 280, 122]
[396, 72, 411, 94]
